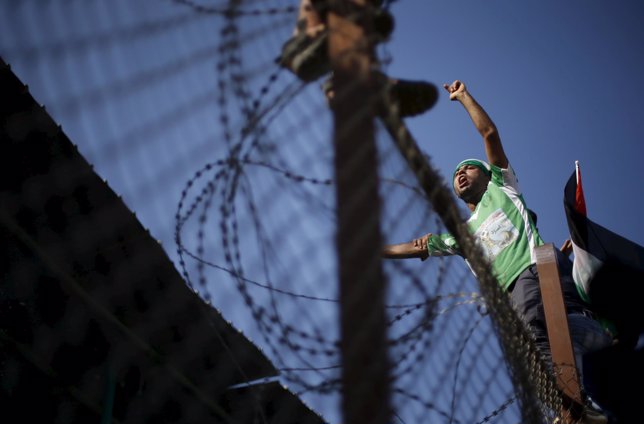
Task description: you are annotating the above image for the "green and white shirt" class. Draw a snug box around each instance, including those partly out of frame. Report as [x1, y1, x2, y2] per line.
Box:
[426, 164, 544, 290]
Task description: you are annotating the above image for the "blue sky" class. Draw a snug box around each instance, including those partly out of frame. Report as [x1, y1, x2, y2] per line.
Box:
[2, 1, 643, 423]
[386, 1, 644, 248]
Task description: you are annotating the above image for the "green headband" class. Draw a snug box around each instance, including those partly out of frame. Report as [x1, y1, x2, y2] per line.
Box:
[452, 159, 491, 189]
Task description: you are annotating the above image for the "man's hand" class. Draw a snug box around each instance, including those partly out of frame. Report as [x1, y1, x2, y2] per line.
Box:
[443, 80, 467, 101]
[413, 233, 431, 253]
[413, 233, 432, 261]
[560, 239, 573, 257]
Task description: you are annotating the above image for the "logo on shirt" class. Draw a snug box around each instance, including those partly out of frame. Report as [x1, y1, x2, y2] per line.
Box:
[473, 209, 518, 262]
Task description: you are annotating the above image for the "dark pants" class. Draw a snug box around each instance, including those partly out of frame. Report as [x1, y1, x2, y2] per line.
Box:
[508, 250, 612, 385]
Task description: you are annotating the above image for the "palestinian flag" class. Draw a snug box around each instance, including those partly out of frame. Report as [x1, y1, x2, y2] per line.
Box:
[564, 161, 644, 341]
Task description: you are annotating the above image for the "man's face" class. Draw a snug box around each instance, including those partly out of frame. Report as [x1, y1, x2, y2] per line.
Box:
[453, 165, 490, 204]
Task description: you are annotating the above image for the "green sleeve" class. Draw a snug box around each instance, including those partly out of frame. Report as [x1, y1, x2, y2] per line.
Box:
[426, 233, 461, 257]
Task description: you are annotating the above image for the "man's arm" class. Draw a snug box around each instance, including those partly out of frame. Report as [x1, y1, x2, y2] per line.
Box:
[382, 234, 431, 260]
[382, 233, 460, 260]
[443, 81, 508, 169]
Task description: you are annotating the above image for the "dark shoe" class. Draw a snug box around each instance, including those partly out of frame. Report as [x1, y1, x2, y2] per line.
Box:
[384, 77, 439, 118]
[321, 72, 438, 118]
[277, 22, 330, 82]
[278, 2, 395, 82]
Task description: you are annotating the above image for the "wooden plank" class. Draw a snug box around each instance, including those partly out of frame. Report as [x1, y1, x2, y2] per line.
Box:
[535, 243, 583, 412]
